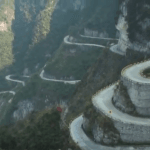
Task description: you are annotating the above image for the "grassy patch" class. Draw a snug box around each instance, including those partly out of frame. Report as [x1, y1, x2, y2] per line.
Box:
[65, 48, 150, 134]
[44, 42, 104, 80]
[82, 101, 120, 144]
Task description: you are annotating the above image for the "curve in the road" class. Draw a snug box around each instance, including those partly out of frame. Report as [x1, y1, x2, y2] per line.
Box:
[42, 34, 114, 85]
[64, 35, 107, 48]
[92, 82, 150, 125]
[69, 81, 150, 149]
[0, 91, 15, 103]
[121, 59, 150, 84]
[110, 44, 125, 56]
[69, 114, 150, 150]
[5, 75, 25, 86]
[70, 58, 150, 148]
[40, 70, 81, 84]
[64, 35, 126, 56]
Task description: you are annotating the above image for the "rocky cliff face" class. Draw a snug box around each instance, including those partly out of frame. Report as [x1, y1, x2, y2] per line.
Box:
[117, 0, 150, 54]
[7, 0, 91, 75]
[56, 0, 86, 11]
[12, 0, 58, 74]
[13, 100, 34, 121]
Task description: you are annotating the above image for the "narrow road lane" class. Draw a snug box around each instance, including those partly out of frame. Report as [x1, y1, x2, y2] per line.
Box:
[70, 114, 148, 150]
[40, 70, 81, 84]
[123, 60, 150, 83]
[0, 91, 15, 95]
[92, 83, 150, 125]
[64, 35, 107, 48]
[80, 34, 119, 40]
[5, 75, 25, 86]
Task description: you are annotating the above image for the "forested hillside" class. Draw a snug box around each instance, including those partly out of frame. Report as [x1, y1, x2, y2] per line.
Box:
[0, 0, 122, 150]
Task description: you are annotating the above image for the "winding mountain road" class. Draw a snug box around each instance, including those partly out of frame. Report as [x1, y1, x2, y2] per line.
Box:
[40, 70, 81, 84]
[70, 114, 149, 150]
[110, 44, 125, 55]
[0, 91, 15, 95]
[70, 82, 150, 150]
[92, 83, 150, 125]
[69, 58, 150, 149]
[41, 34, 114, 84]
[64, 34, 125, 56]
[64, 35, 107, 48]
[2, 75, 27, 103]
[5, 75, 25, 86]
[122, 60, 150, 83]
[0, 91, 15, 103]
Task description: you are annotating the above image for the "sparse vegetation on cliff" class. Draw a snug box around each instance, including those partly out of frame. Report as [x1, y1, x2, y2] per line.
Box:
[125, 0, 150, 42]
[0, 2, 15, 71]
[142, 67, 150, 77]
[44, 42, 103, 80]
[30, 0, 57, 47]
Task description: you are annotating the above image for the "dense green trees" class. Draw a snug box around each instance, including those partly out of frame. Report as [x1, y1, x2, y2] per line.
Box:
[0, 108, 72, 150]
[30, 0, 57, 47]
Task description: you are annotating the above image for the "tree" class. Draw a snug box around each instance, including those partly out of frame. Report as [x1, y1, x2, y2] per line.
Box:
[68, 26, 79, 37]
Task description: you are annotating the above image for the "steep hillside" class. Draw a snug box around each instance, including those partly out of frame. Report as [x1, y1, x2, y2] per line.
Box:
[65, 48, 150, 123]
[0, 0, 133, 150]
[115, 0, 150, 54]
[0, 0, 14, 71]
[0, 0, 119, 126]
[0, 0, 85, 91]
[1, 0, 86, 76]
[79, 0, 119, 38]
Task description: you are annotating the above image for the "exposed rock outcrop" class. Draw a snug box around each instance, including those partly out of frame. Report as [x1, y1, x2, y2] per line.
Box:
[112, 81, 135, 114]
[13, 100, 34, 121]
[102, 131, 120, 145]
[116, 0, 150, 54]
[92, 121, 103, 143]
[84, 28, 109, 38]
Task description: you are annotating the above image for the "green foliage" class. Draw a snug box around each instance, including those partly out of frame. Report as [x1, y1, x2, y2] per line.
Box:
[68, 26, 79, 37]
[30, 0, 57, 47]
[83, 101, 112, 128]
[0, 126, 17, 149]
[79, 0, 118, 37]
[45, 42, 103, 80]
[13, 73, 75, 100]
[0, 108, 72, 150]
[0, 1, 15, 70]
[1, 73, 75, 126]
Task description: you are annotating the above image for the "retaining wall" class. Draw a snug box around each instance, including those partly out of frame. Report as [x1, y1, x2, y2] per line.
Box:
[92, 81, 150, 144]
[69, 58, 150, 149]
[121, 59, 150, 115]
